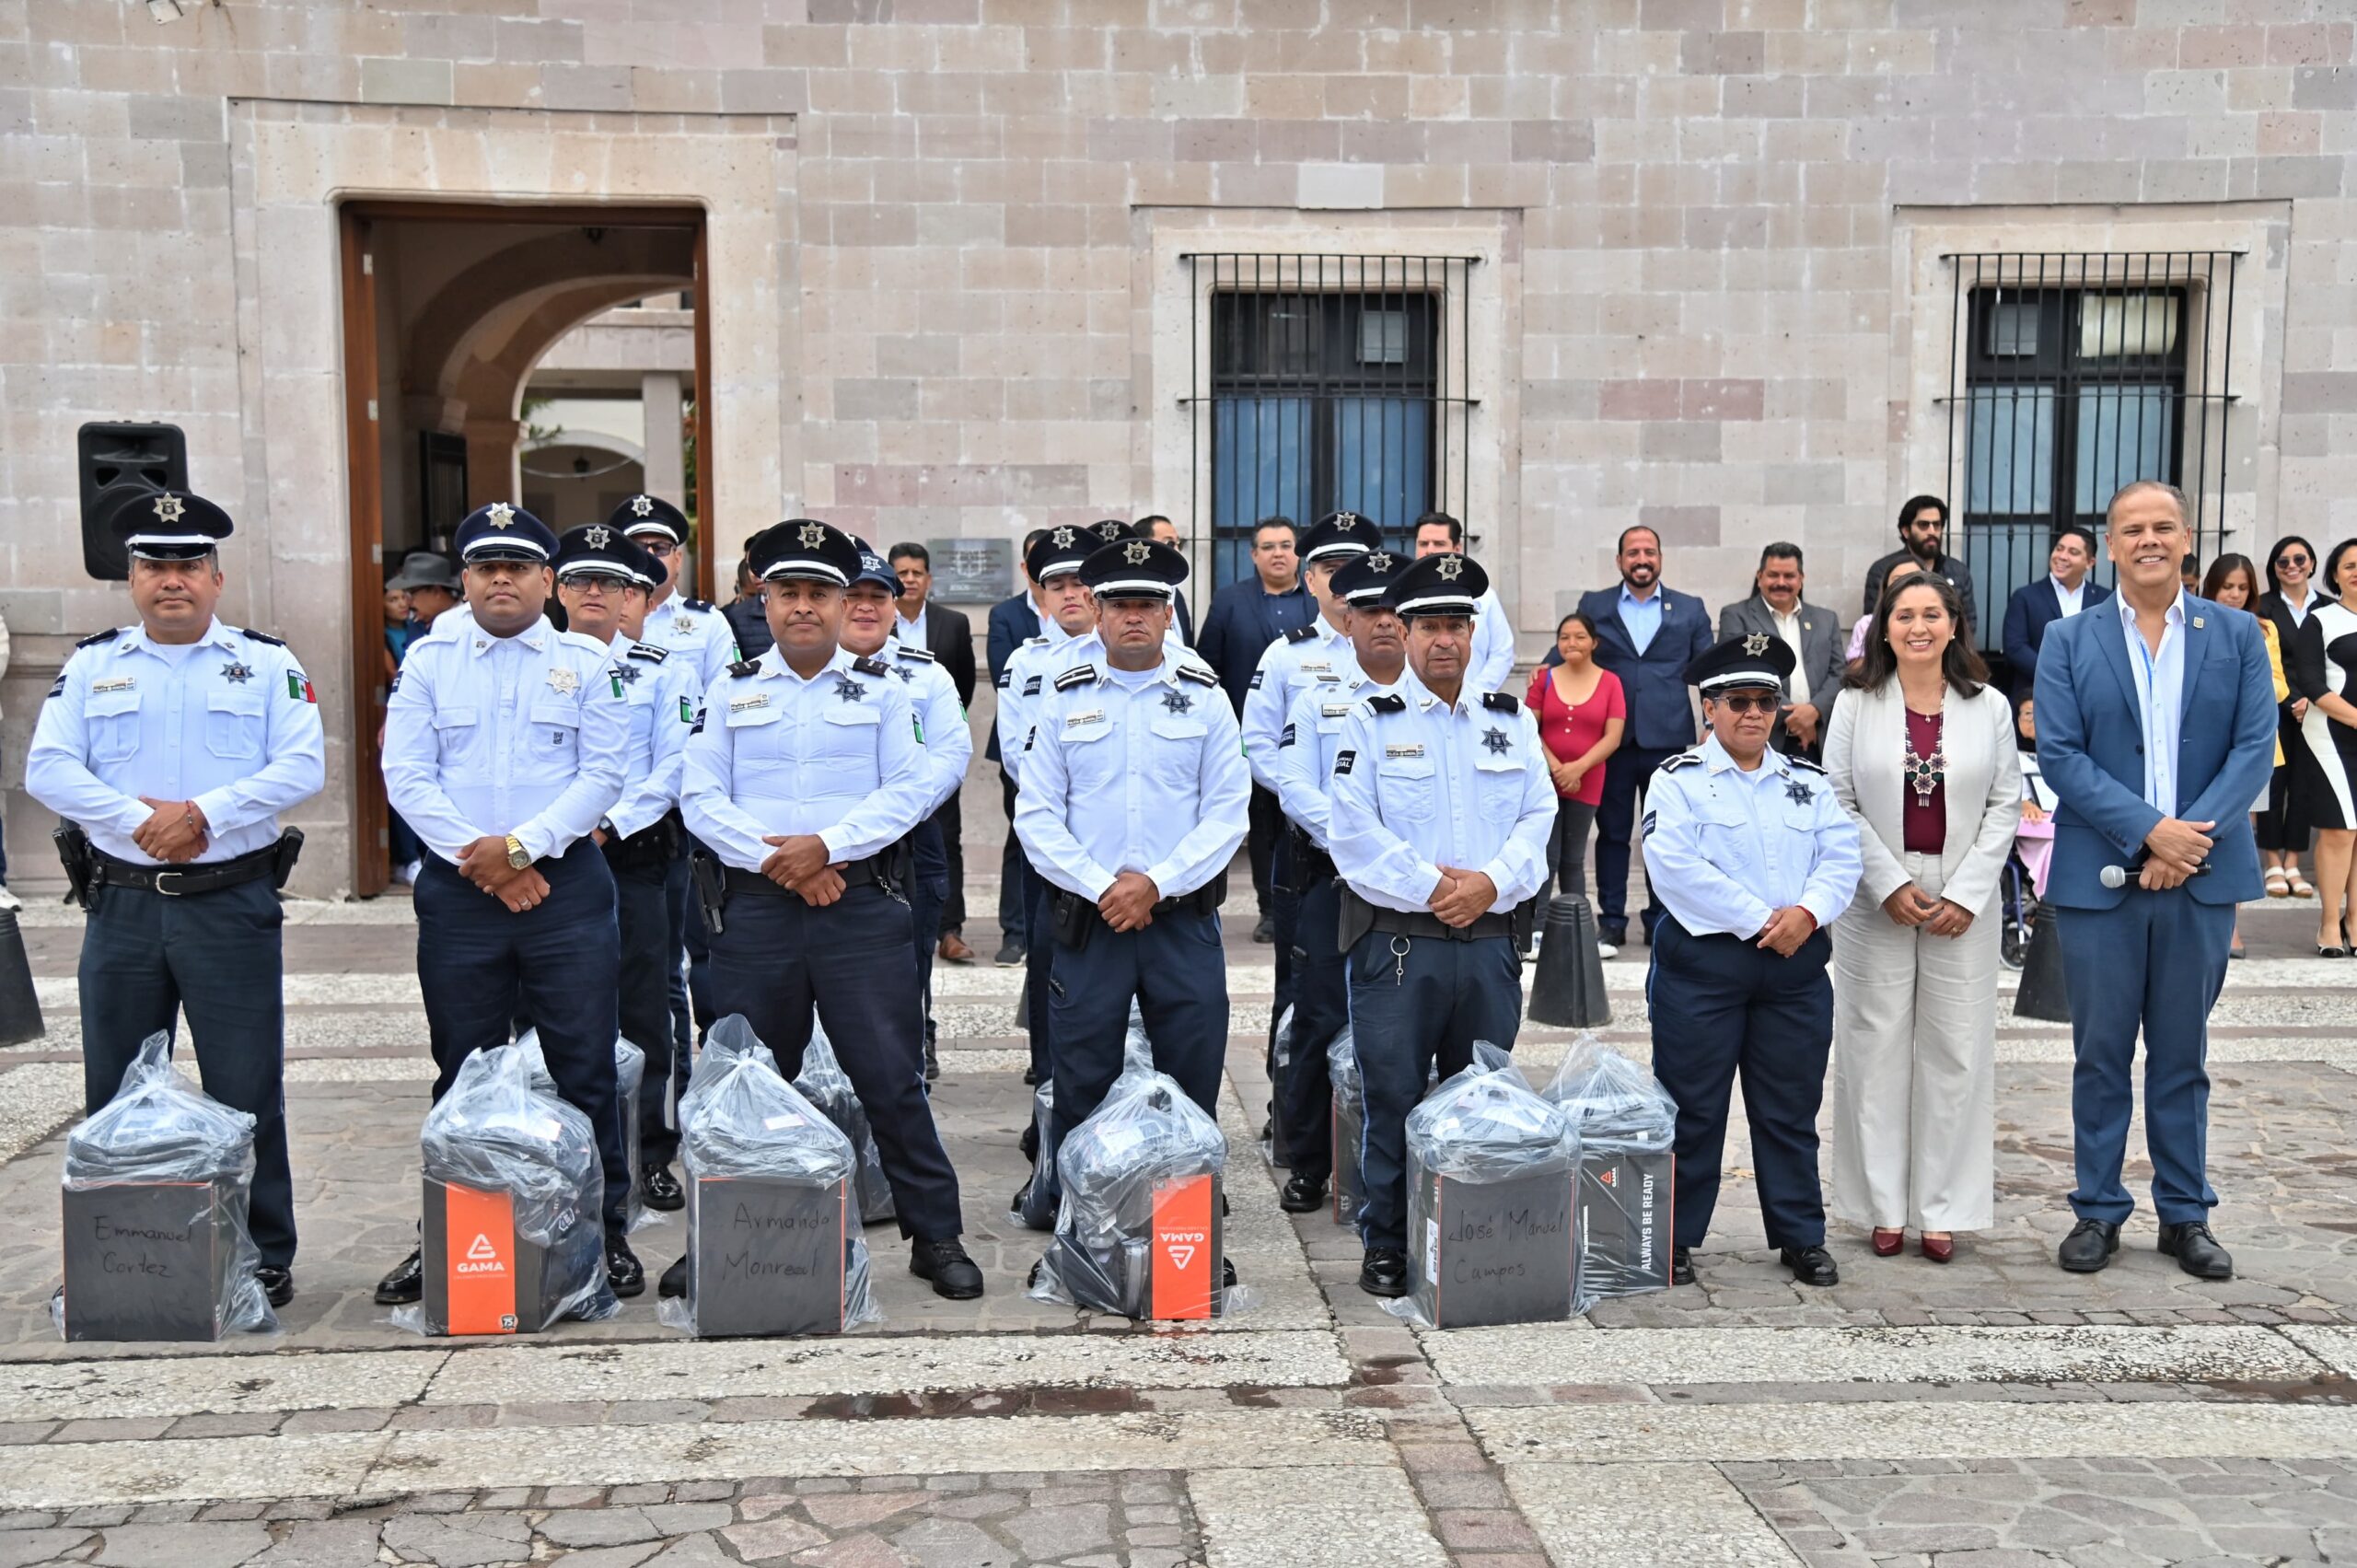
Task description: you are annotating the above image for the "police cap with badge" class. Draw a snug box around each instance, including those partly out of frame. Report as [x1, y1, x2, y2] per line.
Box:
[1297, 510, 1384, 564]
[1684, 633, 1796, 697]
[454, 502, 559, 564]
[746, 517, 864, 587]
[553, 523, 666, 590]
[1329, 546, 1408, 607]
[610, 493, 691, 546]
[1382, 551, 1488, 618]
[1078, 535, 1188, 600]
[1026, 522, 1116, 585]
[850, 549, 902, 595]
[118, 489, 234, 562]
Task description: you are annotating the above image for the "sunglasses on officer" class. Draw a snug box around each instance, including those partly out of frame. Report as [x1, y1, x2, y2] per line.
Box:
[1708, 691, 1782, 714]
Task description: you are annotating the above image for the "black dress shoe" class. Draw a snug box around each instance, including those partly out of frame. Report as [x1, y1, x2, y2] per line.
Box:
[1599, 921, 1628, 948]
[255, 1265, 294, 1307]
[1011, 1181, 1053, 1232]
[607, 1238, 645, 1298]
[911, 1237, 985, 1299]
[1279, 1173, 1327, 1214]
[1781, 1245, 1840, 1286]
[658, 1256, 688, 1297]
[1358, 1247, 1410, 1297]
[641, 1165, 685, 1212]
[1022, 1064, 1039, 1086]
[1670, 1246, 1695, 1286]
[994, 941, 1026, 968]
[374, 1248, 424, 1306]
[1251, 914, 1275, 944]
[1223, 1258, 1238, 1289]
[2158, 1221, 2235, 1280]
[2058, 1216, 2121, 1272]
[1018, 1119, 1040, 1163]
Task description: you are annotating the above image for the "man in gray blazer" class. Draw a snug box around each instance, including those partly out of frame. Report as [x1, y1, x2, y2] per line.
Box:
[1717, 542, 1846, 761]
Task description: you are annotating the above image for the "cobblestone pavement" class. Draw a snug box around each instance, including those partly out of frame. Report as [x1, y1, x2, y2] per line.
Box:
[3, 891, 2356, 1565]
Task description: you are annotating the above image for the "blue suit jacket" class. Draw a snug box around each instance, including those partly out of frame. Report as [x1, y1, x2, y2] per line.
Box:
[2002, 576, 2112, 694]
[1573, 586, 1715, 752]
[1196, 575, 1315, 716]
[2032, 596, 2276, 910]
[984, 591, 1039, 764]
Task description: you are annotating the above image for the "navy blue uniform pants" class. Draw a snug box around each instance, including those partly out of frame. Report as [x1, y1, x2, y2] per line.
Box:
[1277, 872, 1347, 1185]
[909, 819, 949, 1045]
[997, 771, 1024, 942]
[1345, 928, 1523, 1249]
[605, 842, 678, 1167]
[1045, 907, 1228, 1169]
[1648, 917, 1833, 1251]
[1022, 858, 1054, 1082]
[414, 843, 631, 1237]
[79, 877, 296, 1269]
[703, 882, 963, 1241]
[2057, 894, 2233, 1226]
[1594, 744, 1679, 932]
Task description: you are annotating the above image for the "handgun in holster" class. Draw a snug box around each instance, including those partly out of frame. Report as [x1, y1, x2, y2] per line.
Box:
[690, 851, 727, 937]
[52, 823, 96, 910]
[271, 828, 306, 890]
[1051, 889, 1095, 952]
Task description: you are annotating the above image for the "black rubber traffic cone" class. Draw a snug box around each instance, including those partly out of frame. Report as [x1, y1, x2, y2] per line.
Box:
[2013, 912, 2072, 1023]
[0, 907, 43, 1047]
[1527, 895, 1613, 1028]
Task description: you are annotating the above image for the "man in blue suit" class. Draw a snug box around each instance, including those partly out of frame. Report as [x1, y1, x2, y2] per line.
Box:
[1576, 526, 1715, 949]
[984, 529, 1049, 966]
[2035, 481, 2276, 1283]
[2002, 524, 2111, 697]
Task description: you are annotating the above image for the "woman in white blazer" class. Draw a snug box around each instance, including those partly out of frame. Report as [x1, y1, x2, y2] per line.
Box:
[1824, 570, 2022, 1263]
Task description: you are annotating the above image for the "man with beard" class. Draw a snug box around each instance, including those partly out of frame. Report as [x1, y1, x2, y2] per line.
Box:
[1863, 494, 1979, 634]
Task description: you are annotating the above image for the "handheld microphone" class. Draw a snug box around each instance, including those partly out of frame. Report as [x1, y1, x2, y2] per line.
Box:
[2100, 861, 2208, 889]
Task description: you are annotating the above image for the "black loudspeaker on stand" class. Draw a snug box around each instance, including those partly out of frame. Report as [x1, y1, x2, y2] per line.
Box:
[0, 907, 44, 1047]
[1527, 895, 1613, 1029]
[2013, 912, 2072, 1023]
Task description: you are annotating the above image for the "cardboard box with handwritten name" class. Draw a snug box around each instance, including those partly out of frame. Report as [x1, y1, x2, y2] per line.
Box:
[61, 1181, 238, 1342]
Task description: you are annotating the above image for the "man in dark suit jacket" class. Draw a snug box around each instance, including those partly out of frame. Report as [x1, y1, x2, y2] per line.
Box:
[1139, 515, 1195, 645]
[981, 531, 1050, 965]
[1195, 518, 1315, 937]
[1576, 525, 1715, 947]
[891, 543, 981, 961]
[2034, 482, 2274, 1283]
[2001, 524, 2111, 697]
[1715, 542, 1845, 761]
[1863, 494, 1979, 635]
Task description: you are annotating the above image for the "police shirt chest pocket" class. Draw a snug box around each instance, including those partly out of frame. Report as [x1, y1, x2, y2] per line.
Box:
[816, 703, 885, 777]
[85, 687, 142, 765]
[1058, 713, 1118, 787]
[722, 695, 786, 770]
[205, 688, 266, 761]
[1148, 715, 1207, 783]
[528, 700, 580, 761]
[1472, 751, 1525, 813]
[1380, 755, 1438, 823]
[432, 706, 482, 773]
[1693, 796, 1759, 867]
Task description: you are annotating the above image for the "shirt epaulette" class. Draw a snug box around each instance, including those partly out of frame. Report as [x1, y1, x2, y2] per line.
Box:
[1659, 749, 1705, 772]
[1285, 624, 1318, 644]
[75, 629, 122, 650]
[239, 628, 287, 647]
[1367, 692, 1407, 714]
[851, 655, 892, 679]
[893, 644, 936, 663]
[1480, 691, 1520, 714]
[1177, 662, 1218, 687]
[625, 642, 668, 663]
[1053, 664, 1097, 691]
[1789, 753, 1828, 775]
[727, 659, 762, 679]
[683, 598, 714, 612]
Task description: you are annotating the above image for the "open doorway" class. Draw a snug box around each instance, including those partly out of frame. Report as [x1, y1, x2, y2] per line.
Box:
[337, 201, 711, 896]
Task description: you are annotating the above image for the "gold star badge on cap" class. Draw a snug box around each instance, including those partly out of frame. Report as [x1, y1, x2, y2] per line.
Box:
[1743, 633, 1771, 656]
[1434, 555, 1464, 580]
[1122, 540, 1152, 564]
[585, 524, 611, 550]
[152, 494, 185, 523]
[1050, 526, 1076, 549]
[1366, 551, 1392, 572]
[630, 494, 654, 517]
[486, 502, 516, 528]
[794, 522, 823, 548]
[1095, 519, 1125, 540]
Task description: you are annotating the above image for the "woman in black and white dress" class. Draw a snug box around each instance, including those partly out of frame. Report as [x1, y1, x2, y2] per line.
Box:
[2259, 535, 2327, 898]
[2287, 540, 2357, 955]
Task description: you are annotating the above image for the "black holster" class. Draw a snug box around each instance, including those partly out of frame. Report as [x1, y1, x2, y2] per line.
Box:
[690, 850, 727, 937]
[1051, 889, 1095, 951]
[1337, 884, 1376, 953]
[52, 823, 95, 910]
[271, 827, 305, 890]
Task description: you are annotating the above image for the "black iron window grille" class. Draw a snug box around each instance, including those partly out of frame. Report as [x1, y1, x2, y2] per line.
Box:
[1942, 250, 2239, 648]
[1183, 253, 1477, 587]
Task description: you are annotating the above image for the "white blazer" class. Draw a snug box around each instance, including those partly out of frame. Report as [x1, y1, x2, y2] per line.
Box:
[1824, 679, 2024, 917]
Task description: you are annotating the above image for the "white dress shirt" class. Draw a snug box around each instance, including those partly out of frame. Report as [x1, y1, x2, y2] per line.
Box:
[1641, 736, 1862, 937]
[642, 593, 740, 688]
[680, 645, 932, 873]
[1240, 615, 1359, 792]
[1272, 665, 1399, 852]
[2051, 575, 2086, 620]
[1770, 604, 1807, 703]
[381, 615, 629, 865]
[2118, 590, 2187, 815]
[1326, 669, 1558, 914]
[1013, 653, 1250, 902]
[27, 619, 326, 865]
[879, 639, 974, 817]
[602, 633, 704, 841]
[995, 622, 1089, 792]
[895, 601, 929, 649]
[1468, 584, 1517, 694]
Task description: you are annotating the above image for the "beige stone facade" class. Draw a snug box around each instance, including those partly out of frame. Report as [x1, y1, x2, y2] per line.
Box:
[2, 0, 2351, 893]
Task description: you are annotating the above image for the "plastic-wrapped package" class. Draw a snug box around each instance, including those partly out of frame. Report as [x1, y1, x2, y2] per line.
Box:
[1122, 1000, 1153, 1075]
[55, 1032, 277, 1341]
[1011, 1074, 1057, 1231]
[1541, 1037, 1677, 1311]
[1327, 1027, 1362, 1227]
[1262, 1005, 1295, 1167]
[513, 1029, 655, 1234]
[1387, 1046, 1581, 1329]
[659, 1014, 880, 1336]
[794, 1018, 895, 1225]
[1029, 1067, 1241, 1320]
[397, 1040, 618, 1336]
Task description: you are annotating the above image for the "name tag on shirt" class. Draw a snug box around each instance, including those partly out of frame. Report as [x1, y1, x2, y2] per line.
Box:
[93, 677, 135, 695]
[1385, 743, 1425, 760]
[728, 692, 770, 714]
[1320, 703, 1354, 719]
[1064, 709, 1107, 731]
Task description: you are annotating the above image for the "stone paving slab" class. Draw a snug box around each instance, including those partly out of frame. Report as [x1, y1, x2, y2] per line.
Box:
[1504, 1459, 1801, 1567]
[1187, 1464, 1446, 1568]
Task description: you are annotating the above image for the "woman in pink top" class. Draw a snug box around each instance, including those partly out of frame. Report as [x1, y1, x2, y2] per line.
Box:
[1527, 611, 1627, 948]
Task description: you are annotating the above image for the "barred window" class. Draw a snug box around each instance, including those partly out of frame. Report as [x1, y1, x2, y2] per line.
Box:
[1185, 254, 1475, 585]
[1943, 250, 2239, 647]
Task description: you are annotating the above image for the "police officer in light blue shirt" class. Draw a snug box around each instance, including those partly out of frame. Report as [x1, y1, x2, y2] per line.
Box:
[1014, 537, 1249, 1224]
[374, 501, 639, 1307]
[1325, 550, 1558, 1297]
[1267, 547, 1408, 1214]
[618, 494, 738, 687]
[1643, 633, 1862, 1291]
[551, 522, 702, 1212]
[680, 517, 984, 1301]
[27, 489, 326, 1307]
[841, 548, 974, 1081]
